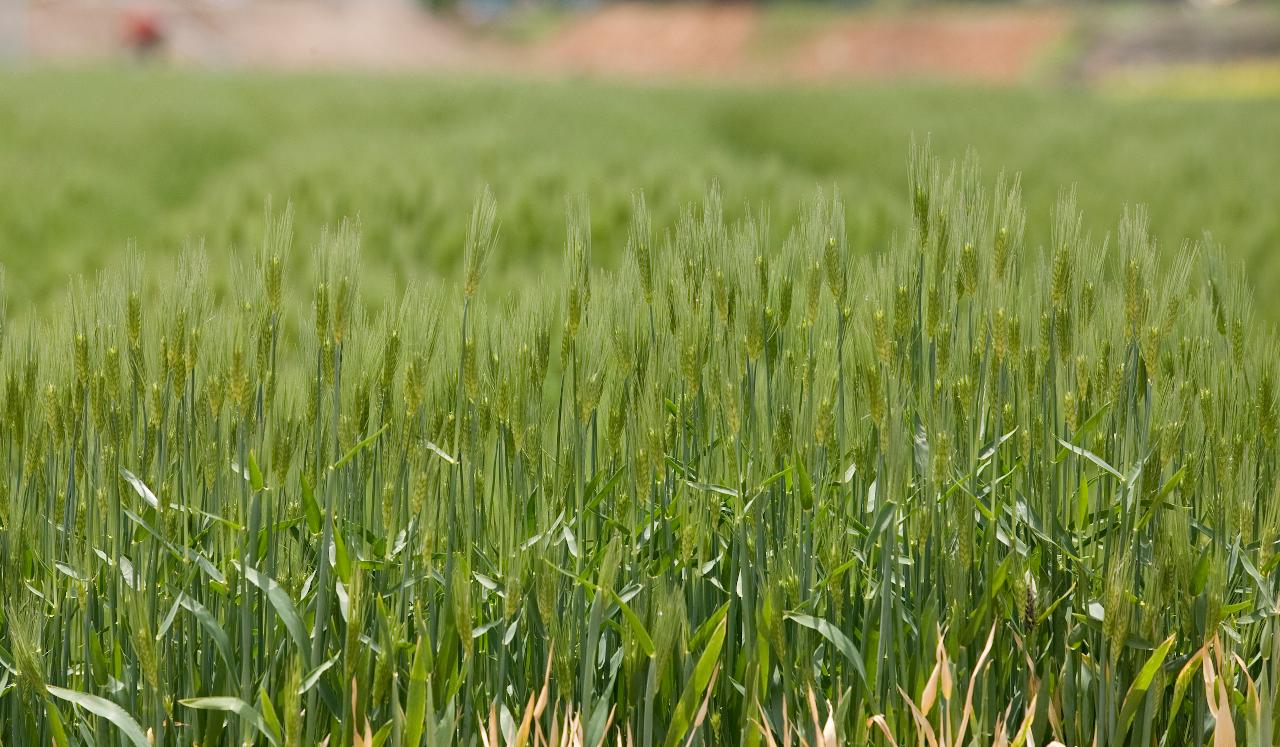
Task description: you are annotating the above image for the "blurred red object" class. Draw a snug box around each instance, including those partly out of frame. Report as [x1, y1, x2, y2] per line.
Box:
[122, 9, 165, 57]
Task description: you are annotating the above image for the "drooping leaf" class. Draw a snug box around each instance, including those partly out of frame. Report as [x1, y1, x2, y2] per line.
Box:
[177, 593, 234, 669]
[1056, 437, 1126, 482]
[119, 467, 160, 510]
[181, 696, 279, 746]
[243, 564, 311, 667]
[786, 612, 868, 685]
[47, 686, 150, 747]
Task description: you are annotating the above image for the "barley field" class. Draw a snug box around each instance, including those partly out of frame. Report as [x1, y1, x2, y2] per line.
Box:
[1, 71, 1279, 746]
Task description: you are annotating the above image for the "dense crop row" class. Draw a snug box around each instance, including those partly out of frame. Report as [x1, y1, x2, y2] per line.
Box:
[0, 149, 1277, 745]
[5, 71, 1280, 319]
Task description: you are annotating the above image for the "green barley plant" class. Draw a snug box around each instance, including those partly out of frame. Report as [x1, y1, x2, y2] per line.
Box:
[1, 146, 1278, 746]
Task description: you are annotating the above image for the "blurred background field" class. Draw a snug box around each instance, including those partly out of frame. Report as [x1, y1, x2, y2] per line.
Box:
[1, 0, 1279, 317]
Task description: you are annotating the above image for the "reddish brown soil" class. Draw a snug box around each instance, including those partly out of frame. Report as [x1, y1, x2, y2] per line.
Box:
[790, 8, 1070, 83]
[535, 3, 757, 78]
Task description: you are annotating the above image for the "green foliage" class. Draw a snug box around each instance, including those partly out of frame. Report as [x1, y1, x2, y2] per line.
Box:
[1, 146, 1279, 745]
[3, 69, 1280, 319]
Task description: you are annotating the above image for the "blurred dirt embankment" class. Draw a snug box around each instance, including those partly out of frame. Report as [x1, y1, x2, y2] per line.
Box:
[6, 0, 1280, 85]
[19, 0, 495, 70]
